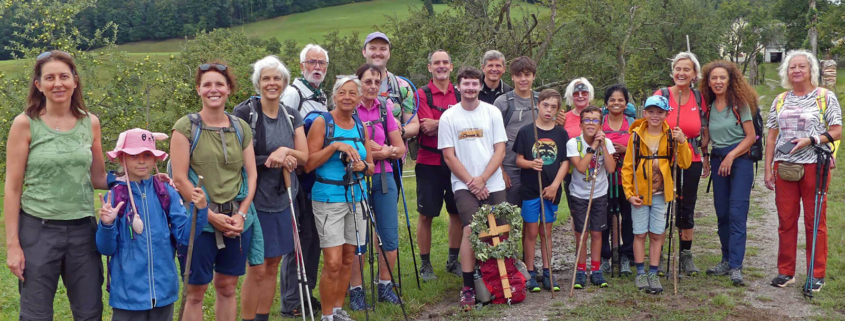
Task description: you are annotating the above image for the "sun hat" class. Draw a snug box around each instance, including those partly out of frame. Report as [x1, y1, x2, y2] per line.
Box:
[107, 128, 169, 161]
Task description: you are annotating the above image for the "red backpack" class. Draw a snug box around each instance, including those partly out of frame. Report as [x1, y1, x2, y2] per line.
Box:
[479, 237, 527, 304]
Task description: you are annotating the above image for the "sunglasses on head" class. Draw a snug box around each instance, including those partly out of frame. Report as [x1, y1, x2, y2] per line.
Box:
[36, 50, 71, 61]
[199, 63, 227, 72]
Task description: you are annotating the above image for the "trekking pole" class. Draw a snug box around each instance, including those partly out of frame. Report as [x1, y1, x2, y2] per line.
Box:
[669, 87, 683, 294]
[346, 160, 370, 321]
[611, 168, 621, 278]
[804, 148, 831, 298]
[283, 171, 316, 321]
[178, 176, 203, 321]
[355, 178, 410, 321]
[395, 159, 422, 290]
[366, 181, 376, 311]
[529, 94, 556, 298]
[569, 150, 602, 298]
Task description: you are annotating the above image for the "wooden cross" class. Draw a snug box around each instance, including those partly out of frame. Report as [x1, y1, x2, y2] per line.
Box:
[478, 212, 512, 299]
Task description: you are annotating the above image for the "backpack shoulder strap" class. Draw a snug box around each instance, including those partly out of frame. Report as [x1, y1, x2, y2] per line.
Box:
[247, 98, 259, 132]
[321, 112, 335, 147]
[817, 88, 829, 127]
[454, 85, 461, 103]
[226, 112, 245, 149]
[503, 91, 516, 126]
[576, 136, 585, 157]
[775, 92, 789, 114]
[293, 85, 306, 111]
[152, 177, 171, 214]
[422, 85, 433, 108]
[660, 87, 670, 98]
[111, 184, 130, 217]
[187, 113, 203, 155]
[380, 100, 390, 146]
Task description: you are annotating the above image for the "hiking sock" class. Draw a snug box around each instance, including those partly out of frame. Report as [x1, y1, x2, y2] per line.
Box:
[379, 279, 391, 285]
[529, 270, 537, 279]
[463, 272, 475, 288]
[333, 307, 342, 314]
[421, 254, 431, 264]
[349, 285, 362, 291]
[681, 240, 692, 252]
[649, 265, 659, 275]
[591, 260, 601, 272]
[636, 262, 646, 275]
[577, 263, 587, 272]
[255, 314, 269, 321]
[448, 248, 460, 261]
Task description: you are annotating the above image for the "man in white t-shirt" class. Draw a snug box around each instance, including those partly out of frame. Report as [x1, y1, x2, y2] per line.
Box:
[438, 66, 508, 311]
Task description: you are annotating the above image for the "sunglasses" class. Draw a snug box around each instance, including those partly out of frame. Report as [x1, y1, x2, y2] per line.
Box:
[36, 50, 71, 61]
[582, 119, 601, 125]
[199, 63, 227, 72]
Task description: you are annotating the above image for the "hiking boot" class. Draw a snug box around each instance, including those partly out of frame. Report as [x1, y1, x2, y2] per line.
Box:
[729, 268, 745, 286]
[420, 261, 437, 282]
[707, 261, 730, 276]
[526, 272, 541, 292]
[542, 272, 560, 291]
[770, 274, 795, 288]
[281, 308, 302, 318]
[647, 273, 663, 294]
[446, 258, 461, 277]
[679, 250, 700, 276]
[620, 256, 632, 277]
[657, 255, 666, 277]
[378, 282, 401, 304]
[590, 272, 609, 288]
[348, 287, 368, 311]
[460, 286, 476, 312]
[333, 309, 355, 321]
[810, 277, 825, 292]
[635, 274, 649, 291]
[600, 257, 612, 274]
[573, 271, 587, 289]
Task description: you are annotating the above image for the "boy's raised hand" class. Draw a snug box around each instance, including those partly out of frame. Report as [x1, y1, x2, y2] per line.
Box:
[191, 187, 207, 209]
[532, 158, 544, 171]
[99, 191, 124, 225]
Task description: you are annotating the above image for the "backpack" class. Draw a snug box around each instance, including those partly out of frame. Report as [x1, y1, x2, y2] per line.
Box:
[291, 81, 327, 112]
[301, 111, 366, 188]
[659, 87, 705, 123]
[502, 91, 539, 126]
[704, 103, 764, 162]
[166, 112, 246, 178]
[479, 255, 526, 304]
[235, 96, 296, 157]
[358, 100, 394, 193]
[421, 84, 461, 113]
[602, 103, 637, 123]
[774, 88, 839, 160]
[631, 129, 675, 184]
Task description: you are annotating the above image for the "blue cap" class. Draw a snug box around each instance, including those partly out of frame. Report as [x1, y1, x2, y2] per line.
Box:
[364, 32, 390, 47]
[644, 95, 670, 111]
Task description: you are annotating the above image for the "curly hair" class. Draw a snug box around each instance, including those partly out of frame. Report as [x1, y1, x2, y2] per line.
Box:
[699, 60, 758, 114]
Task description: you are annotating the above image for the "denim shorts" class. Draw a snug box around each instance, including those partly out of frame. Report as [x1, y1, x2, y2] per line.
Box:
[631, 194, 667, 235]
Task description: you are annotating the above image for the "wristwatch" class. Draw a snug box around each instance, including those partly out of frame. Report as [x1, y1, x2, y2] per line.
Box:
[586, 147, 596, 154]
[237, 211, 247, 220]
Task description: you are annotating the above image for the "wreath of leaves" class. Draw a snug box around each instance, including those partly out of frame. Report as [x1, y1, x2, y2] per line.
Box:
[470, 202, 523, 262]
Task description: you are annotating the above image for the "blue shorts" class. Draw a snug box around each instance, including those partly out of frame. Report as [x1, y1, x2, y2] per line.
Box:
[257, 208, 295, 259]
[631, 194, 667, 235]
[368, 173, 399, 251]
[521, 198, 557, 223]
[177, 227, 254, 285]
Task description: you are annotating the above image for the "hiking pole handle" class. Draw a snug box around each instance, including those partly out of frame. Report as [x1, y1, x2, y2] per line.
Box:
[178, 175, 203, 321]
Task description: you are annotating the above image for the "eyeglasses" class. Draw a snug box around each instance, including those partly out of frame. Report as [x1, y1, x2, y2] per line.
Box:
[582, 119, 601, 125]
[36, 50, 71, 61]
[199, 63, 227, 72]
[305, 60, 328, 67]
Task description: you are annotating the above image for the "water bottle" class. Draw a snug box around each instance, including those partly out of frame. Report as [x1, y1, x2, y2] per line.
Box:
[474, 268, 491, 304]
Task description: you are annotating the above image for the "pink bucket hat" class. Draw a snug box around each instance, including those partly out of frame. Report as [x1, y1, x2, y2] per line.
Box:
[107, 128, 169, 161]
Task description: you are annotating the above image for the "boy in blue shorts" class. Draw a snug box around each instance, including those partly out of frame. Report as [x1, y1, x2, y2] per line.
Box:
[513, 89, 570, 292]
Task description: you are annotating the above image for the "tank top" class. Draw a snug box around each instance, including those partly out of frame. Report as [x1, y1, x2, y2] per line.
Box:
[312, 116, 368, 203]
[21, 114, 95, 220]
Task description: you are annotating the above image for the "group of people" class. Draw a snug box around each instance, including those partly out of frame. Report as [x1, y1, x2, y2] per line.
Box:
[3, 28, 841, 321]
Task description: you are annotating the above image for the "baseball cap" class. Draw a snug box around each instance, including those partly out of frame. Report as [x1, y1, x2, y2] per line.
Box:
[644, 95, 670, 111]
[364, 32, 391, 47]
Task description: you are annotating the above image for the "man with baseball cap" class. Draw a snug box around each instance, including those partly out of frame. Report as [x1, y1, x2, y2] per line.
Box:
[362, 32, 419, 140]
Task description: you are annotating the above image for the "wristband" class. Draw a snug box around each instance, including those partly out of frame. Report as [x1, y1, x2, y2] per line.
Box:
[822, 132, 833, 144]
[363, 162, 370, 173]
[702, 152, 710, 157]
[809, 136, 817, 145]
[237, 211, 247, 220]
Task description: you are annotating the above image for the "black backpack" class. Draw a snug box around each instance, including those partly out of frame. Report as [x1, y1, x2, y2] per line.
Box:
[704, 104, 764, 162]
[421, 84, 461, 113]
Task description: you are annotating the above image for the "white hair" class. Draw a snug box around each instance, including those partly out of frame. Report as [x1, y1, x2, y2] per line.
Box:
[251, 55, 291, 95]
[564, 78, 595, 107]
[331, 76, 362, 107]
[778, 49, 820, 90]
[300, 44, 329, 64]
[670, 51, 702, 82]
[480, 50, 505, 67]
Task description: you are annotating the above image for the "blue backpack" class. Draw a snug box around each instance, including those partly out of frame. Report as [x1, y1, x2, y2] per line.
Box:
[301, 111, 366, 190]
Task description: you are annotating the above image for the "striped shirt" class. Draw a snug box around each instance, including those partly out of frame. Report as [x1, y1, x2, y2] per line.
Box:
[766, 88, 842, 163]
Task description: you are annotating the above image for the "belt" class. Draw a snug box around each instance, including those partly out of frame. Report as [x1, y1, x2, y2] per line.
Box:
[211, 200, 242, 249]
[20, 210, 93, 226]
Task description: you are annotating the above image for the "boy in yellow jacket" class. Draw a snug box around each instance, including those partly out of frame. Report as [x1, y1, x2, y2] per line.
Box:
[621, 95, 691, 294]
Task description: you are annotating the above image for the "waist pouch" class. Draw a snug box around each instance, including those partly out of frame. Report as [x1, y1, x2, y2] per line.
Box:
[777, 162, 804, 182]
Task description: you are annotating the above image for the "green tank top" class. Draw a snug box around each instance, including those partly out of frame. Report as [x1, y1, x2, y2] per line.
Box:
[21, 115, 95, 220]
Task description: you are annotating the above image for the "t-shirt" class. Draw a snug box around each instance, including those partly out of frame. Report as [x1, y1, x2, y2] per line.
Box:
[357, 99, 400, 173]
[563, 110, 582, 139]
[602, 114, 632, 150]
[566, 136, 615, 199]
[642, 130, 665, 194]
[766, 88, 842, 163]
[513, 124, 570, 204]
[656, 89, 706, 162]
[379, 71, 416, 118]
[282, 78, 328, 117]
[173, 115, 253, 204]
[438, 101, 508, 193]
[494, 92, 538, 170]
[255, 106, 303, 212]
[416, 81, 459, 166]
[708, 104, 752, 149]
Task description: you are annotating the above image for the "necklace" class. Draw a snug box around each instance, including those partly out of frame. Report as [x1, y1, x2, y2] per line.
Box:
[42, 113, 62, 131]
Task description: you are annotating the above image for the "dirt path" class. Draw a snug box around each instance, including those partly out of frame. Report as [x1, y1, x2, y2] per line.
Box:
[416, 172, 838, 320]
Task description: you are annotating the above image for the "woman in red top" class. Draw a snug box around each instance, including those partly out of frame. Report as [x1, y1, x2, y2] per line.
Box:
[653, 51, 709, 277]
[556, 77, 594, 138]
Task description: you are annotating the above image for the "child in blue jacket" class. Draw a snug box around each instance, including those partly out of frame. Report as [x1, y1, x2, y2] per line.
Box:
[96, 128, 208, 320]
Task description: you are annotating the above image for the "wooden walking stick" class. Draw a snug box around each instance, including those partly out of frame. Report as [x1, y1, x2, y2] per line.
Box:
[529, 94, 556, 298]
[569, 150, 601, 298]
[178, 175, 204, 321]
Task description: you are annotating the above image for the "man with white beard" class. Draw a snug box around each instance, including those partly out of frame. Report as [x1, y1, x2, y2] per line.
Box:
[279, 43, 329, 318]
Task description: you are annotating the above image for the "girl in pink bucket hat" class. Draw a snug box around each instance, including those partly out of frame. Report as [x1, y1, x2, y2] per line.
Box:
[95, 128, 209, 320]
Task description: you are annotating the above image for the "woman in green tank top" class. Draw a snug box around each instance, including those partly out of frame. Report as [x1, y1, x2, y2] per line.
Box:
[4, 51, 108, 320]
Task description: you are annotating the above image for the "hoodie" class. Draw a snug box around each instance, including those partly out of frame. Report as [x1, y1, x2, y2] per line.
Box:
[621, 118, 692, 205]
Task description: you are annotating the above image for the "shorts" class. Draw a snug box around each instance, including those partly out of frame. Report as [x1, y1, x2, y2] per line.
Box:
[521, 198, 557, 223]
[177, 227, 254, 285]
[371, 173, 399, 251]
[111, 303, 174, 321]
[632, 194, 668, 235]
[312, 201, 366, 249]
[256, 208, 295, 259]
[570, 195, 608, 232]
[454, 189, 508, 227]
[416, 163, 458, 217]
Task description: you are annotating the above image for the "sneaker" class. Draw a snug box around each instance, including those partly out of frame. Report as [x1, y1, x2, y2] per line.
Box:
[729, 268, 745, 286]
[542, 272, 560, 291]
[635, 274, 649, 290]
[378, 282, 401, 304]
[620, 256, 632, 277]
[647, 273, 663, 294]
[770, 274, 795, 288]
[281, 308, 302, 318]
[333, 309, 355, 321]
[657, 255, 666, 277]
[573, 272, 587, 289]
[321, 315, 332, 321]
[348, 287, 368, 311]
[810, 277, 825, 292]
[460, 286, 476, 312]
[707, 261, 730, 276]
[420, 261, 437, 282]
[446, 258, 461, 277]
[526, 272, 541, 292]
[590, 272, 609, 288]
[680, 250, 700, 276]
[600, 257, 612, 274]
